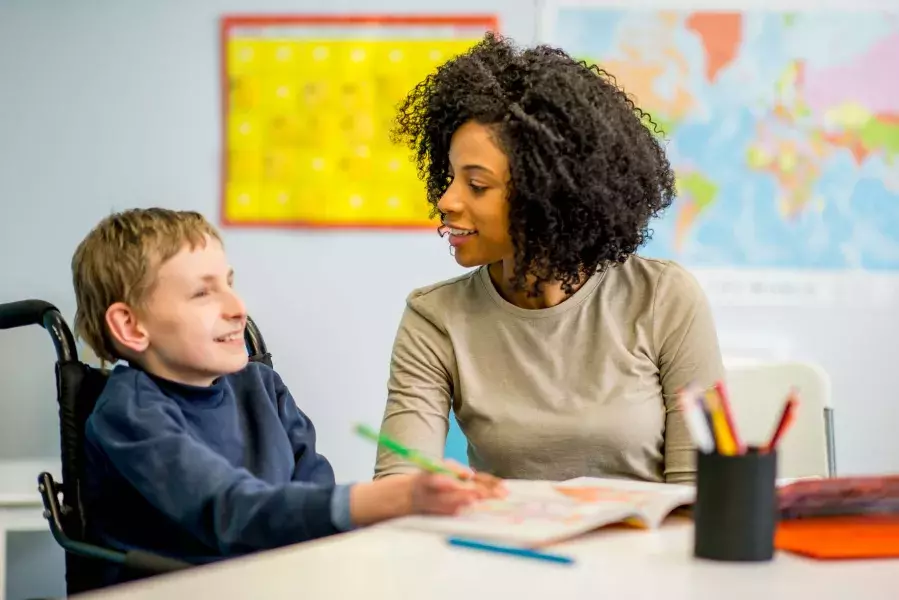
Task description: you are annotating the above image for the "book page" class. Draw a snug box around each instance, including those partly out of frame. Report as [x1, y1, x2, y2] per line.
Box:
[557, 477, 695, 528]
[385, 478, 695, 547]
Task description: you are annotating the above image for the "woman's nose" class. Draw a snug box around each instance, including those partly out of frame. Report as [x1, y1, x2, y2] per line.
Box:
[436, 182, 462, 216]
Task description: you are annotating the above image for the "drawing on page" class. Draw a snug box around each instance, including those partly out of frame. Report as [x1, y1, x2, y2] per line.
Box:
[553, 486, 656, 507]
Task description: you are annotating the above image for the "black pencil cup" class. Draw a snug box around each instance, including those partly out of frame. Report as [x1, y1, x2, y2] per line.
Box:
[693, 447, 778, 562]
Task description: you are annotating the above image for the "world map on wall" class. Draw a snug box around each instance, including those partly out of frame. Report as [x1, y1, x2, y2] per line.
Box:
[549, 10, 899, 270]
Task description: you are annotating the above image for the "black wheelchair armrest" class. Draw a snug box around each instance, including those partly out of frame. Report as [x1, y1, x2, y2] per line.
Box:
[37, 472, 192, 575]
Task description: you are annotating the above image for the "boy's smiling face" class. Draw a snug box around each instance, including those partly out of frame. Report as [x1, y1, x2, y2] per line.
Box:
[105, 235, 249, 386]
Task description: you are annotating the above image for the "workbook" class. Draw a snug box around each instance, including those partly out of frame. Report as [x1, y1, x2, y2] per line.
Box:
[385, 477, 696, 547]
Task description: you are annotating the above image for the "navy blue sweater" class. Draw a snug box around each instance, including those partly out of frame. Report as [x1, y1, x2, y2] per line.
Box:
[83, 362, 348, 571]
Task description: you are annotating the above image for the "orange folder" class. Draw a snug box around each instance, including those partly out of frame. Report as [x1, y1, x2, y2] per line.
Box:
[776, 515, 899, 559]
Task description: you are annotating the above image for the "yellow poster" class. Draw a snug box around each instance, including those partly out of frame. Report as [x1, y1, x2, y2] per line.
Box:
[221, 15, 498, 229]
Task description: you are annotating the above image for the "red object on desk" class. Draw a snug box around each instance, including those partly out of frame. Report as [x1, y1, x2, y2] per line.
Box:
[776, 515, 899, 559]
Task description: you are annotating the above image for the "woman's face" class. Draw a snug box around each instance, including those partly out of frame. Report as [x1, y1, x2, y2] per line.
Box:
[436, 121, 514, 268]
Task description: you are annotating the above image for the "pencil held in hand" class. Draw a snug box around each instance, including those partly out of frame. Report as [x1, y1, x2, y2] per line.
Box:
[355, 424, 507, 499]
[355, 424, 459, 478]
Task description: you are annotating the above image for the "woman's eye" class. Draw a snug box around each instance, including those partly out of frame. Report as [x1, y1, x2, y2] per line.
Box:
[469, 182, 488, 193]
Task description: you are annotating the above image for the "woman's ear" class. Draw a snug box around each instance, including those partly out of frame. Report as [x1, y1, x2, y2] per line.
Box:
[105, 302, 149, 356]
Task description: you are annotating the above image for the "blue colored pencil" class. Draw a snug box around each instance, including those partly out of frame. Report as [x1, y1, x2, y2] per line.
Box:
[447, 536, 575, 565]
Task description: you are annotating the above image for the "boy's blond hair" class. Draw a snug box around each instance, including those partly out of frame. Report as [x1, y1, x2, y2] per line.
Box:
[72, 208, 221, 363]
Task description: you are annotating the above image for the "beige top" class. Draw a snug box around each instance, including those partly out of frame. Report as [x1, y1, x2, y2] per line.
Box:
[374, 256, 724, 484]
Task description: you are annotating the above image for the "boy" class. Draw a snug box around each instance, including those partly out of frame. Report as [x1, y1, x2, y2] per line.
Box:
[72, 208, 500, 582]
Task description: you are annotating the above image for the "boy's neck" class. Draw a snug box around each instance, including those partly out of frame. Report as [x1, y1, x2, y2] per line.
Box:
[128, 359, 219, 388]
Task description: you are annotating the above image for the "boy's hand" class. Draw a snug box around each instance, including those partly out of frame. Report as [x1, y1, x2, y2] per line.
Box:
[441, 459, 508, 501]
[470, 471, 508, 499]
[407, 465, 508, 515]
[349, 466, 508, 526]
[409, 472, 480, 515]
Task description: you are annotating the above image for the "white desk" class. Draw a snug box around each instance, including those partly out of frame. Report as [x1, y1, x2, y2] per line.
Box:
[77, 519, 899, 600]
[0, 459, 59, 600]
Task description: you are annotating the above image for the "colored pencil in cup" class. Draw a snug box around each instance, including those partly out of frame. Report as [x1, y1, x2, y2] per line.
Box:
[763, 390, 799, 453]
[677, 383, 715, 454]
[714, 381, 745, 454]
[704, 389, 738, 455]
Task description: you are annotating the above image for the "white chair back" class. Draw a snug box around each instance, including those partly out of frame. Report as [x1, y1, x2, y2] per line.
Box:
[723, 359, 834, 479]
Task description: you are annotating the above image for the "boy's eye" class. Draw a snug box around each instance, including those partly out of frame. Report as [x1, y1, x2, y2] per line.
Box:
[192, 288, 210, 299]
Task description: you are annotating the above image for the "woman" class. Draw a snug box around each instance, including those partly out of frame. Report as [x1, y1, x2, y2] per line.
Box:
[374, 32, 724, 484]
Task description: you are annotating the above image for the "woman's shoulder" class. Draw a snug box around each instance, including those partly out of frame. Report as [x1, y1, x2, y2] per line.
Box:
[405, 268, 485, 308]
[610, 255, 705, 298]
[397, 268, 491, 334]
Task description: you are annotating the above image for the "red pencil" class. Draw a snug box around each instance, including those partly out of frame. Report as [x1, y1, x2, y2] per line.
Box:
[763, 391, 799, 453]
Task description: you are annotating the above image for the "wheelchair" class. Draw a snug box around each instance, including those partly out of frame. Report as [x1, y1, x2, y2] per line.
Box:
[0, 299, 273, 595]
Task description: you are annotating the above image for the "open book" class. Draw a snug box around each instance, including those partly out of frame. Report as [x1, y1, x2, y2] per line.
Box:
[384, 477, 695, 547]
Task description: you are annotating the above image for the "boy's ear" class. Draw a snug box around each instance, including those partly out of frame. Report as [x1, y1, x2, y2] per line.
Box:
[105, 302, 149, 355]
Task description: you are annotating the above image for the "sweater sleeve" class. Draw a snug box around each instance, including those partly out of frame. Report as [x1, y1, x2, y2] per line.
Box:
[652, 262, 726, 484]
[272, 371, 337, 485]
[86, 379, 340, 556]
[374, 297, 455, 479]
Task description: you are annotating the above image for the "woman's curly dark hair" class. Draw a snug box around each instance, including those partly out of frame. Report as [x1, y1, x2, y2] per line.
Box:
[392, 32, 676, 294]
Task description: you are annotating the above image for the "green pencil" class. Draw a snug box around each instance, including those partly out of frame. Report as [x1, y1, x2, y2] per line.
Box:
[355, 424, 464, 479]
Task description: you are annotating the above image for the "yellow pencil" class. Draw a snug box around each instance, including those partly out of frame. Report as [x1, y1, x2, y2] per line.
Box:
[705, 391, 737, 455]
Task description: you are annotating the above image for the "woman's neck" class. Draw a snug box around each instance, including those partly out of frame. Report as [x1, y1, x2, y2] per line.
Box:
[488, 260, 586, 310]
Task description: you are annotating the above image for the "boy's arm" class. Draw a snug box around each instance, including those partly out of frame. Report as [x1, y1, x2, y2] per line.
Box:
[87, 391, 340, 556]
[272, 372, 355, 530]
[272, 372, 337, 485]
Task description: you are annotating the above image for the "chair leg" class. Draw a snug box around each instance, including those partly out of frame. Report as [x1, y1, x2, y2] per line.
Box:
[0, 515, 7, 600]
[824, 407, 837, 477]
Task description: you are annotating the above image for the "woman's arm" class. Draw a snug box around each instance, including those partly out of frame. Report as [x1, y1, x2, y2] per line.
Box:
[653, 262, 726, 484]
[375, 295, 455, 479]
[374, 298, 456, 479]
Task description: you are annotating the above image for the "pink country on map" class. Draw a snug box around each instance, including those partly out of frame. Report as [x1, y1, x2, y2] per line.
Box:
[803, 33, 899, 117]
